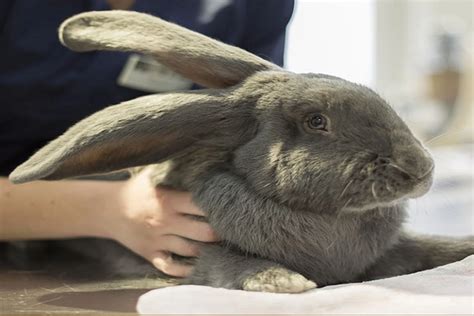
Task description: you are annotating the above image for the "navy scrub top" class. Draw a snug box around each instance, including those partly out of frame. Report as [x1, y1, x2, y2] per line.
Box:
[0, 0, 294, 175]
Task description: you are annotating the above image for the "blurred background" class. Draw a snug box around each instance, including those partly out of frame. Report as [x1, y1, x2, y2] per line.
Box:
[286, 0, 473, 236]
[1, 2, 471, 314]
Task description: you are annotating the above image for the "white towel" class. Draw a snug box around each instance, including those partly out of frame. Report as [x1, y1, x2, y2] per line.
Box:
[137, 255, 473, 314]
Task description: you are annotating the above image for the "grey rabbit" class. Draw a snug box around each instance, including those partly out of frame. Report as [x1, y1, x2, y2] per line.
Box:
[10, 11, 473, 293]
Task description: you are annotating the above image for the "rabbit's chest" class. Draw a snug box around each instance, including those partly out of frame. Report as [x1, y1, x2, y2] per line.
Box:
[265, 207, 406, 286]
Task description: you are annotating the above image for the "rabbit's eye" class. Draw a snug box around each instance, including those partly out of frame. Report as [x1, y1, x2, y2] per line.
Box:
[307, 114, 328, 131]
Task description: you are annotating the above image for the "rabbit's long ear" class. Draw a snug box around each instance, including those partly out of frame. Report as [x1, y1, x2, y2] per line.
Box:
[59, 11, 279, 88]
[9, 91, 252, 184]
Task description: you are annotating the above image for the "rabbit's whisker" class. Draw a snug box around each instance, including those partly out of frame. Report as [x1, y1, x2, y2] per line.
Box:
[388, 163, 410, 176]
[341, 197, 353, 210]
[371, 182, 378, 201]
[338, 179, 354, 200]
[325, 240, 336, 252]
[424, 129, 464, 145]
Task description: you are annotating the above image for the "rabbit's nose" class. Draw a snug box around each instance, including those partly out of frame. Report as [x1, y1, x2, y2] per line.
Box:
[392, 144, 434, 179]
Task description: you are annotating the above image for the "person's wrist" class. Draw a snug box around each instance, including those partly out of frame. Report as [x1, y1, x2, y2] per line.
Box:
[85, 180, 128, 239]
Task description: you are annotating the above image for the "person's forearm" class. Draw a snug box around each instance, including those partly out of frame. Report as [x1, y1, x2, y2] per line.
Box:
[0, 177, 123, 240]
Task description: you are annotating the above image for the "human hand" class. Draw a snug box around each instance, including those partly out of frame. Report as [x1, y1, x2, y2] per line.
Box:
[100, 167, 218, 277]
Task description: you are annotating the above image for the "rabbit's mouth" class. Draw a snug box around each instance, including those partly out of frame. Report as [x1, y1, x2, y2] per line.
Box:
[404, 166, 434, 198]
[339, 158, 434, 212]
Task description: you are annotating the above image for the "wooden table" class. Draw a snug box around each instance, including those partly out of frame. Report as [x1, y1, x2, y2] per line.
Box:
[0, 242, 171, 314]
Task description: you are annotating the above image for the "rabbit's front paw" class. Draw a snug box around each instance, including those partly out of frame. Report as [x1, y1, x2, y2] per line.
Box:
[242, 267, 317, 293]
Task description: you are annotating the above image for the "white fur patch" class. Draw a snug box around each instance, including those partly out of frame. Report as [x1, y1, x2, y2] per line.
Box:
[243, 267, 317, 293]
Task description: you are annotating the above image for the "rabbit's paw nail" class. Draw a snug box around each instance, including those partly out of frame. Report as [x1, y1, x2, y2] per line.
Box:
[242, 267, 316, 293]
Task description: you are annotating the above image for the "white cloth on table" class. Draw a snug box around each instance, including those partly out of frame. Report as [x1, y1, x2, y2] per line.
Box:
[137, 255, 473, 314]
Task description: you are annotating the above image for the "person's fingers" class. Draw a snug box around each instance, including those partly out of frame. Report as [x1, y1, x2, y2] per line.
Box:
[150, 251, 193, 278]
[172, 216, 218, 242]
[156, 186, 205, 216]
[161, 235, 201, 257]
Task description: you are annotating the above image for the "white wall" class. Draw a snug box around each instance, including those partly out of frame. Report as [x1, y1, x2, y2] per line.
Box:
[286, 0, 375, 86]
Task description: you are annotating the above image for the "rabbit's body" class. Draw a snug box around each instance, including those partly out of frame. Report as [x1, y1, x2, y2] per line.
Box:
[192, 205, 406, 287]
[150, 158, 406, 287]
[9, 11, 473, 293]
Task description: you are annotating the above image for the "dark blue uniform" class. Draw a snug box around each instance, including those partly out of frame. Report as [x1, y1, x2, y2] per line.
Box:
[0, 0, 294, 175]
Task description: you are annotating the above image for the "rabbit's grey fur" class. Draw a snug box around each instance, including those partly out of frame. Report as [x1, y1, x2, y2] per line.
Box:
[10, 11, 473, 293]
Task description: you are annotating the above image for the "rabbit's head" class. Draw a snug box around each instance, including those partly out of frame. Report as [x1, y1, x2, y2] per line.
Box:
[232, 72, 434, 213]
[9, 11, 434, 214]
